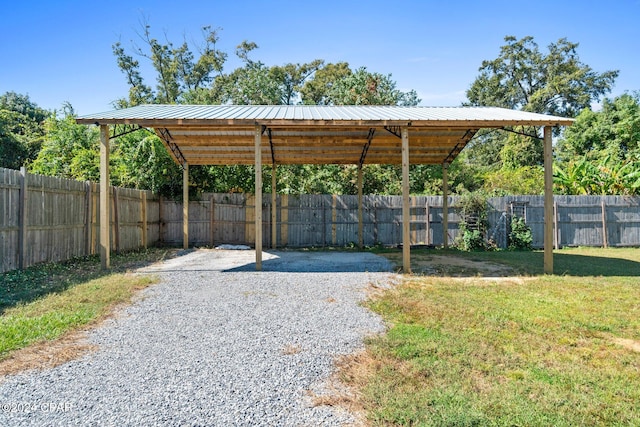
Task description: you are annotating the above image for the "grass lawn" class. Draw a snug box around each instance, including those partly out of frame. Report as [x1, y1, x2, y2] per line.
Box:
[0, 249, 172, 363]
[345, 248, 640, 426]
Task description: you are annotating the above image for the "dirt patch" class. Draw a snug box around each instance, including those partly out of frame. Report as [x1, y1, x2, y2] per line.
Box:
[612, 337, 640, 353]
[381, 252, 515, 277]
[306, 350, 372, 427]
[0, 331, 97, 382]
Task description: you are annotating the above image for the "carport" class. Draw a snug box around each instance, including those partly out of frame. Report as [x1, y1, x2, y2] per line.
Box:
[77, 105, 573, 274]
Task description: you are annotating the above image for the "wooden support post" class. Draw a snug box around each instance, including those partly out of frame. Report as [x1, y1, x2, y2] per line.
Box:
[358, 164, 364, 249]
[543, 126, 554, 274]
[442, 163, 449, 249]
[401, 127, 411, 274]
[99, 125, 110, 269]
[112, 186, 120, 254]
[255, 126, 263, 270]
[601, 198, 608, 248]
[18, 166, 28, 269]
[141, 191, 147, 250]
[183, 162, 189, 249]
[84, 181, 92, 255]
[271, 164, 277, 249]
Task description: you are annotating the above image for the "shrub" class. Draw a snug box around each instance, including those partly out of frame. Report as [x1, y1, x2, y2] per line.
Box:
[509, 216, 533, 250]
[458, 222, 486, 251]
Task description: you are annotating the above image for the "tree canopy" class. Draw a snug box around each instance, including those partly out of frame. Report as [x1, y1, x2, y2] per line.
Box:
[553, 93, 640, 195]
[459, 35, 620, 195]
[0, 92, 50, 169]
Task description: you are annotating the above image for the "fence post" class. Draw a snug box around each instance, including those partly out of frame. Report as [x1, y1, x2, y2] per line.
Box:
[112, 186, 120, 254]
[158, 196, 164, 245]
[18, 166, 28, 269]
[601, 198, 608, 248]
[84, 181, 92, 256]
[280, 195, 288, 246]
[210, 194, 215, 247]
[331, 194, 337, 245]
[141, 191, 148, 249]
[554, 200, 559, 250]
[425, 202, 430, 246]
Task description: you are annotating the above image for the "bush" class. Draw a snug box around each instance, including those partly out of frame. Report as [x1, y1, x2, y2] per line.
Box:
[458, 222, 486, 251]
[509, 217, 533, 250]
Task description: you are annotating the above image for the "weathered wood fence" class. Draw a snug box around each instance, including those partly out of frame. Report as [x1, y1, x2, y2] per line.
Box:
[2, 167, 639, 273]
[1, 168, 159, 273]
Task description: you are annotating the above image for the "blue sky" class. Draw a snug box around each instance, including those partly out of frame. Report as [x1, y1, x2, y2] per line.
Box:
[1, 0, 639, 115]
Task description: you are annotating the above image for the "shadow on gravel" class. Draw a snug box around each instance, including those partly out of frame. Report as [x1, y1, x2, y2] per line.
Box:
[226, 251, 394, 273]
[138, 249, 394, 273]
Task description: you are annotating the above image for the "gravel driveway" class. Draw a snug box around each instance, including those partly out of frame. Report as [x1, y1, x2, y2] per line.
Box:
[0, 249, 395, 426]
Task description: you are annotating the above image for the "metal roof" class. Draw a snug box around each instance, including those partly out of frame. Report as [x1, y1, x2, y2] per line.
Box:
[78, 104, 573, 125]
[77, 105, 573, 166]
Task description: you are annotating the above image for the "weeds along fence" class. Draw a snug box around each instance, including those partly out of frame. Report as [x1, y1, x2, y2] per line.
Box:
[1, 167, 639, 273]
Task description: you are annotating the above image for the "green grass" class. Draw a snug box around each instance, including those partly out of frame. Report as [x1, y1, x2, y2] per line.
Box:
[0, 249, 172, 360]
[347, 248, 640, 426]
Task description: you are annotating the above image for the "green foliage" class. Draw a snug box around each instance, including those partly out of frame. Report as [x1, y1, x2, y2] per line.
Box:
[300, 62, 351, 105]
[482, 166, 544, 195]
[455, 192, 489, 251]
[464, 35, 618, 175]
[112, 24, 226, 107]
[458, 223, 486, 251]
[553, 155, 640, 196]
[508, 216, 533, 250]
[557, 92, 640, 162]
[327, 67, 420, 106]
[0, 92, 50, 169]
[466, 36, 618, 116]
[30, 109, 100, 180]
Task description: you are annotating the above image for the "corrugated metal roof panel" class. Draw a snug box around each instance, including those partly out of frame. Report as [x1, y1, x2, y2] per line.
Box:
[78, 104, 573, 124]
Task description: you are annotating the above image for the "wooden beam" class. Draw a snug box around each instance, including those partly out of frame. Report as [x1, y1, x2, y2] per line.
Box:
[183, 162, 189, 249]
[543, 126, 554, 274]
[255, 126, 263, 270]
[442, 162, 449, 249]
[99, 125, 110, 269]
[401, 127, 411, 274]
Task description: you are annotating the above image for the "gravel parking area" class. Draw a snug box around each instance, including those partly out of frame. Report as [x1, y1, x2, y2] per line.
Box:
[0, 250, 395, 426]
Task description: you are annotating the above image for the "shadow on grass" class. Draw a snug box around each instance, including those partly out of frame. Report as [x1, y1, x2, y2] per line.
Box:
[378, 248, 640, 278]
[549, 252, 640, 277]
[0, 248, 179, 315]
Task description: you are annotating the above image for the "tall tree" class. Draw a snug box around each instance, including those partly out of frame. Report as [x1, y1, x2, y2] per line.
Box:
[465, 35, 618, 170]
[113, 24, 227, 106]
[467, 36, 618, 116]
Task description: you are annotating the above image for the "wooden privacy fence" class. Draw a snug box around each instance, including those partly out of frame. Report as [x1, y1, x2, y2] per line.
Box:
[159, 194, 640, 250]
[2, 167, 639, 273]
[1, 167, 158, 273]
